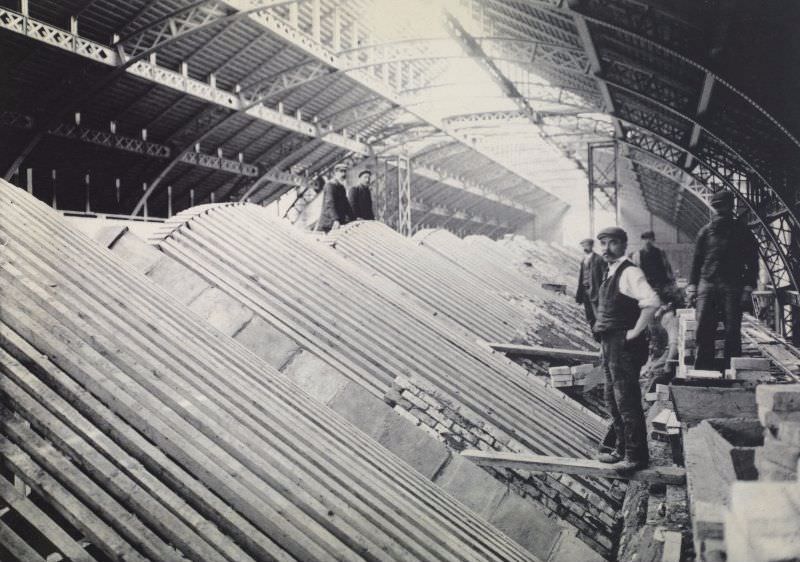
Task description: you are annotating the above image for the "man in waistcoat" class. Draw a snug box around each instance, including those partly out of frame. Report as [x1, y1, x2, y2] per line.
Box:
[594, 226, 661, 471]
[316, 163, 353, 233]
[576, 238, 607, 330]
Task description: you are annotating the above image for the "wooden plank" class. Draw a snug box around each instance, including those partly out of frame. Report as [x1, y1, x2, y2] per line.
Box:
[0, 517, 48, 562]
[661, 531, 683, 562]
[462, 450, 686, 485]
[487, 342, 600, 362]
[0, 477, 97, 562]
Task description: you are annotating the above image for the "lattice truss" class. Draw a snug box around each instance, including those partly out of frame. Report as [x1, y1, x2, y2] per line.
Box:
[1, 0, 799, 334]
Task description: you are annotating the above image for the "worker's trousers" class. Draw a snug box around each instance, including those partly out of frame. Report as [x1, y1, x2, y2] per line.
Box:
[601, 330, 649, 464]
[694, 280, 743, 370]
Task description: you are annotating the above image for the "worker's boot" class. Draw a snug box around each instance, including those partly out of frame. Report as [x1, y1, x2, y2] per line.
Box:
[612, 457, 648, 473]
[596, 450, 623, 464]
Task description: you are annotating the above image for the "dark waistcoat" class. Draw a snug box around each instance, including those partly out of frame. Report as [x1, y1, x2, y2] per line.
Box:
[594, 260, 640, 334]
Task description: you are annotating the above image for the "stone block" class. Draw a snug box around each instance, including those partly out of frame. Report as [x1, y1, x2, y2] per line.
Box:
[761, 431, 800, 470]
[756, 385, 800, 424]
[280, 351, 350, 405]
[187, 286, 254, 336]
[232, 315, 300, 368]
[432, 452, 507, 518]
[731, 357, 771, 371]
[773, 420, 800, 447]
[108, 229, 163, 273]
[487, 493, 561, 561]
[376, 413, 451, 479]
[147, 254, 211, 305]
[328, 381, 393, 440]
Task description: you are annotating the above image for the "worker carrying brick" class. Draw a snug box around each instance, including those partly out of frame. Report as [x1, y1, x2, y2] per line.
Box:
[594, 226, 661, 471]
[576, 237, 607, 331]
[686, 190, 759, 370]
[316, 162, 353, 232]
[348, 169, 375, 221]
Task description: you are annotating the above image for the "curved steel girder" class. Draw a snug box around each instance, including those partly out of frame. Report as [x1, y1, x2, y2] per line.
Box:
[3, 0, 299, 180]
[511, 0, 800, 151]
[615, 121, 798, 293]
[411, 140, 468, 163]
[603, 76, 799, 235]
[316, 97, 399, 130]
[400, 82, 599, 111]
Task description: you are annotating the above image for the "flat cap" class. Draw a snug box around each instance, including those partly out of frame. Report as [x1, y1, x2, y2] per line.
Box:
[640, 230, 655, 240]
[710, 190, 734, 207]
[597, 226, 627, 243]
[357, 169, 372, 177]
[579, 238, 594, 245]
[333, 162, 349, 171]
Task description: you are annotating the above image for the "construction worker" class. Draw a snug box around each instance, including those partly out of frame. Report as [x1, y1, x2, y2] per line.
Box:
[576, 237, 607, 330]
[348, 169, 375, 221]
[686, 190, 759, 370]
[316, 162, 353, 233]
[594, 226, 661, 471]
[630, 231, 676, 374]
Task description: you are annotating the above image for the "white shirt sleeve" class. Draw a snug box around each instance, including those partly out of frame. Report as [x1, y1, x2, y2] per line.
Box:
[619, 266, 661, 308]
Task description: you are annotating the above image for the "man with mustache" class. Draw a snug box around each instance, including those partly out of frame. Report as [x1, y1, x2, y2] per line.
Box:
[594, 226, 661, 471]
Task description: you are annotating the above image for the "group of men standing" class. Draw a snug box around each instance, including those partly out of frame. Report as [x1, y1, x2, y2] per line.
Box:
[577, 190, 759, 471]
[315, 162, 376, 233]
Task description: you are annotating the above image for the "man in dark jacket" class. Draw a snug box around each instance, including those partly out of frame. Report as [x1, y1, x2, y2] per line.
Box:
[316, 163, 353, 233]
[348, 169, 375, 220]
[687, 190, 759, 369]
[576, 238, 607, 329]
[630, 231, 674, 298]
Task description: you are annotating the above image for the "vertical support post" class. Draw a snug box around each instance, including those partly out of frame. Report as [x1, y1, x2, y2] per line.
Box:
[350, 21, 359, 49]
[20, 0, 28, 16]
[115, 178, 121, 204]
[167, 185, 173, 217]
[289, 1, 298, 27]
[142, 182, 148, 219]
[332, 7, 341, 51]
[51, 169, 57, 209]
[70, 16, 78, 35]
[613, 140, 620, 226]
[588, 144, 595, 237]
[311, 0, 321, 42]
[588, 141, 619, 231]
[84, 173, 91, 213]
[25, 168, 33, 194]
[190, 188, 195, 207]
[396, 155, 412, 237]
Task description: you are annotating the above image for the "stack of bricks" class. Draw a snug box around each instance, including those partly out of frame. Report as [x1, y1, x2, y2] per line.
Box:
[726, 357, 772, 384]
[384, 374, 624, 557]
[724, 481, 800, 562]
[723, 384, 800, 561]
[571, 363, 595, 386]
[548, 365, 573, 388]
[676, 308, 725, 375]
[755, 384, 800, 481]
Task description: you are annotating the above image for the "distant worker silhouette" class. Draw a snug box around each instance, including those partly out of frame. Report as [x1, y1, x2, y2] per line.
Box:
[575, 237, 606, 331]
[316, 162, 353, 233]
[348, 169, 375, 221]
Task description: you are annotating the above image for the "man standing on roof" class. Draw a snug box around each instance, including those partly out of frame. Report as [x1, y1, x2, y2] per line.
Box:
[316, 162, 354, 233]
[594, 226, 661, 471]
[686, 190, 759, 370]
[348, 169, 375, 221]
[630, 231, 677, 375]
[576, 238, 606, 330]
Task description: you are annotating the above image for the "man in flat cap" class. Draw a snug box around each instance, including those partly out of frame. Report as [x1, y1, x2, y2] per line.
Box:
[594, 226, 660, 471]
[630, 230, 678, 375]
[687, 190, 759, 370]
[316, 162, 353, 233]
[348, 169, 375, 221]
[576, 237, 606, 330]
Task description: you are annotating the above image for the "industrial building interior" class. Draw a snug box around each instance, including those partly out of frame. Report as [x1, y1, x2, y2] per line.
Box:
[1, 0, 800, 561]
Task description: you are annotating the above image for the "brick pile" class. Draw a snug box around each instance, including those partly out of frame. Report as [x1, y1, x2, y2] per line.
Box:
[385, 374, 626, 557]
[722, 384, 800, 561]
[755, 384, 800, 481]
[676, 309, 725, 376]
